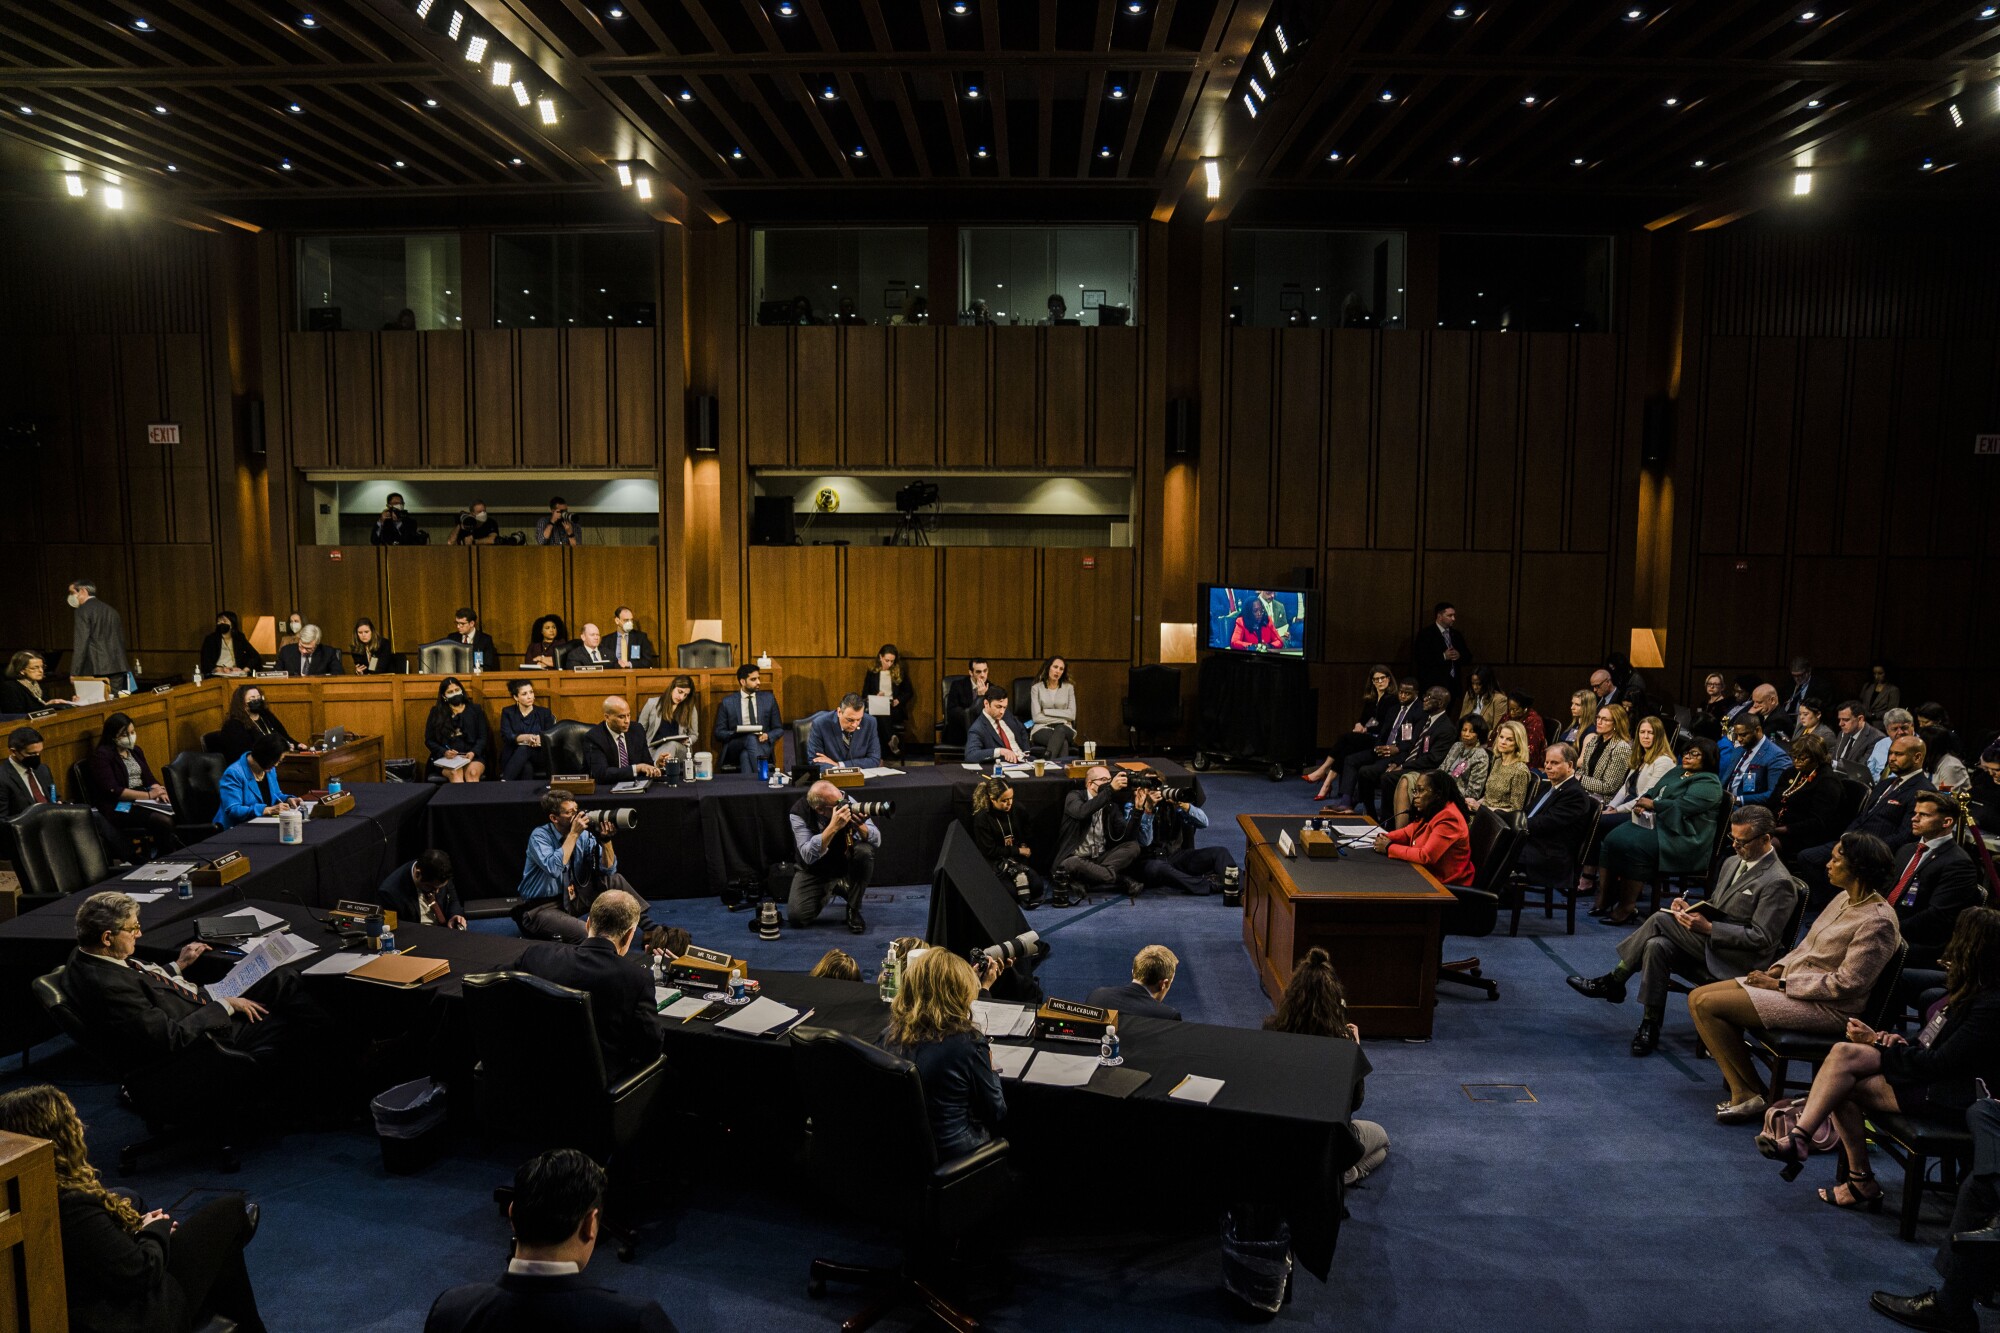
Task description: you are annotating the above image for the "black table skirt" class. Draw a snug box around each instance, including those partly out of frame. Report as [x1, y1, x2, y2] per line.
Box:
[427, 760, 1202, 902]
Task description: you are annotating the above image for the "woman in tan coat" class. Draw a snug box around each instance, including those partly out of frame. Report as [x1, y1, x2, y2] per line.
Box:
[1687, 831, 1901, 1123]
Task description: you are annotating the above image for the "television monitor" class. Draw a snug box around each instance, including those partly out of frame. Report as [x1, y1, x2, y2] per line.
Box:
[1202, 585, 1311, 658]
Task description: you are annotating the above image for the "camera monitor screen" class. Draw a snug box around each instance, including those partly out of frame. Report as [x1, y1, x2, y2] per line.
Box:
[1203, 586, 1310, 658]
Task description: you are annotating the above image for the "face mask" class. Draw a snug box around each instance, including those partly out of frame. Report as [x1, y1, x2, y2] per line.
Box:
[445, 693, 465, 705]
[288, 619, 302, 633]
[247, 698, 263, 712]
[117, 733, 135, 750]
[65, 593, 79, 609]
[619, 619, 634, 632]
[472, 512, 486, 522]
[217, 623, 230, 633]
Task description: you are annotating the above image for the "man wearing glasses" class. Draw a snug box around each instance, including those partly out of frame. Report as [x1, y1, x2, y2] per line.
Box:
[1566, 805, 1800, 1058]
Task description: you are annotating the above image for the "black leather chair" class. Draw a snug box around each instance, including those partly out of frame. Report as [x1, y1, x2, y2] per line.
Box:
[676, 639, 732, 668]
[1121, 664, 1183, 753]
[791, 711, 826, 772]
[202, 729, 226, 756]
[1864, 1108, 1975, 1240]
[1438, 805, 1520, 1000]
[1748, 939, 1908, 1103]
[32, 968, 255, 1172]
[1007, 677, 1049, 758]
[417, 642, 475, 676]
[1506, 794, 1603, 935]
[462, 971, 664, 1260]
[67, 759, 97, 807]
[543, 720, 595, 775]
[791, 1027, 1013, 1332]
[935, 674, 970, 764]
[10, 804, 111, 909]
[163, 750, 226, 842]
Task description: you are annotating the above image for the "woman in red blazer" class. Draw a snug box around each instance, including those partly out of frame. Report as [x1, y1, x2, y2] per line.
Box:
[1230, 599, 1282, 651]
[1375, 770, 1475, 885]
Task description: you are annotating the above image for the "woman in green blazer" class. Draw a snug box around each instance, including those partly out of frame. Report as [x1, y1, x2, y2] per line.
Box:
[1596, 736, 1726, 924]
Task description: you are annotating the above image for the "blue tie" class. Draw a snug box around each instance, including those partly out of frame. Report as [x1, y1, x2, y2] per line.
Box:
[1527, 785, 1554, 819]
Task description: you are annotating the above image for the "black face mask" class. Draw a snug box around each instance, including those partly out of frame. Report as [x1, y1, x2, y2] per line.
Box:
[247, 699, 263, 712]
[216, 623, 230, 633]
[444, 694, 465, 705]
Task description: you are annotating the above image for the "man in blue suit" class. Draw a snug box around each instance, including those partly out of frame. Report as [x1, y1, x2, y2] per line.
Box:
[218, 736, 299, 829]
[965, 685, 1030, 766]
[712, 663, 782, 774]
[806, 694, 881, 772]
[425, 1148, 678, 1333]
[1719, 710, 1791, 807]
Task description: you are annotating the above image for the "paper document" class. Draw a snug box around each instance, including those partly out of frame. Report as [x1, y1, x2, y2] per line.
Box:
[661, 996, 712, 1021]
[858, 767, 905, 779]
[1022, 1051, 1099, 1087]
[432, 756, 471, 771]
[124, 861, 199, 883]
[240, 907, 287, 932]
[1001, 765, 1037, 778]
[1169, 1075, 1226, 1105]
[714, 996, 800, 1035]
[971, 1000, 1036, 1039]
[208, 930, 316, 1000]
[866, 694, 891, 716]
[961, 763, 984, 771]
[303, 951, 376, 977]
[990, 1045, 1036, 1079]
[125, 891, 167, 904]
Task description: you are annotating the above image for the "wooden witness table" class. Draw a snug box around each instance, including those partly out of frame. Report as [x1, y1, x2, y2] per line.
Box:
[279, 733, 385, 788]
[1237, 813, 1458, 1040]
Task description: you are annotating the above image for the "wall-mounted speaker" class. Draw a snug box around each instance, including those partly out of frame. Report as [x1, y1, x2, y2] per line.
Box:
[687, 393, 718, 454]
[243, 397, 266, 459]
[1166, 397, 1197, 459]
[1642, 396, 1674, 468]
[750, 495, 797, 546]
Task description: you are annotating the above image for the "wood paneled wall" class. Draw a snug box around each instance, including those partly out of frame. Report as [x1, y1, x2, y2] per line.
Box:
[282, 328, 662, 470]
[741, 325, 1141, 470]
[1216, 327, 1633, 741]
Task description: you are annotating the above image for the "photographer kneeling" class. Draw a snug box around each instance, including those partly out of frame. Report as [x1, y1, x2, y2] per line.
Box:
[972, 776, 1049, 908]
[515, 792, 647, 943]
[789, 779, 883, 934]
[1055, 764, 1154, 903]
[1132, 771, 1238, 895]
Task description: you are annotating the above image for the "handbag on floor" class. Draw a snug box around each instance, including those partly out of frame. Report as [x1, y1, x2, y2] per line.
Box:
[1758, 1096, 1839, 1180]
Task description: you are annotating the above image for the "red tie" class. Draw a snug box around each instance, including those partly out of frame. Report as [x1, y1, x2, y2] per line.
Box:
[994, 717, 1017, 759]
[127, 957, 206, 1006]
[26, 769, 47, 803]
[1889, 846, 1928, 906]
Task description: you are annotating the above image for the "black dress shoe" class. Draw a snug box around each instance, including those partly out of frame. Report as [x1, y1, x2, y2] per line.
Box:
[1630, 1017, 1661, 1057]
[242, 1201, 261, 1246]
[845, 902, 866, 934]
[1566, 972, 1627, 1003]
[1869, 1289, 1977, 1332]
[1954, 1217, 2000, 1253]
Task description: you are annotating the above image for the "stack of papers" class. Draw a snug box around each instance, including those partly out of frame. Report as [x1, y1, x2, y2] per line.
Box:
[971, 1000, 1036, 1039]
[858, 766, 905, 779]
[303, 952, 376, 977]
[715, 996, 804, 1035]
[1021, 1051, 1100, 1087]
[209, 931, 318, 1000]
[660, 996, 712, 1021]
[989, 1046, 1036, 1079]
[1169, 1075, 1226, 1104]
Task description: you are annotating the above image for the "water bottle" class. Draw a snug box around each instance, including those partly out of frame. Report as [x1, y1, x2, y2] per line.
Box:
[1099, 1024, 1122, 1067]
[328, 777, 342, 798]
[191, 665, 202, 686]
[878, 946, 901, 1004]
[175, 872, 193, 902]
[472, 650, 484, 675]
[650, 952, 664, 984]
[379, 922, 397, 953]
[728, 967, 747, 1004]
[992, 754, 1005, 777]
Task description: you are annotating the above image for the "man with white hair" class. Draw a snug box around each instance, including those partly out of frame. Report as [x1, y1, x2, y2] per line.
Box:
[1869, 708, 1918, 782]
[277, 623, 341, 676]
[787, 779, 881, 932]
[67, 579, 132, 690]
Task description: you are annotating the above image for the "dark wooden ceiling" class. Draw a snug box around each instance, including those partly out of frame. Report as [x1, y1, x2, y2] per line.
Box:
[1, 0, 1995, 228]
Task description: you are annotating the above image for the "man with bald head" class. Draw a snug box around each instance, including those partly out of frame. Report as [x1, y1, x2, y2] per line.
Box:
[516, 889, 660, 1078]
[1796, 732, 1935, 909]
[787, 778, 881, 932]
[563, 623, 609, 668]
[583, 696, 660, 783]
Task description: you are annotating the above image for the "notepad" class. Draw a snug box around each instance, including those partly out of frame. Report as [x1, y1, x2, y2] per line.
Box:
[1021, 1051, 1099, 1087]
[1169, 1075, 1226, 1105]
[303, 951, 375, 977]
[124, 860, 198, 883]
[432, 756, 471, 771]
[990, 1045, 1036, 1079]
[971, 1000, 1036, 1039]
[714, 996, 801, 1035]
[661, 996, 712, 1020]
[859, 767, 905, 779]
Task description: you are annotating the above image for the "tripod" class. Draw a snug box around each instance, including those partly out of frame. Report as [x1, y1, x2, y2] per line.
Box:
[890, 509, 930, 546]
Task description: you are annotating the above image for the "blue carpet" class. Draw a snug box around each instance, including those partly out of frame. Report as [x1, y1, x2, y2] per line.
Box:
[2, 771, 1967, 1330]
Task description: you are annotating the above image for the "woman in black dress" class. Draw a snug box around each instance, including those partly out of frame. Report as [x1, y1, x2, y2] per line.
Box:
[423, 676, 489, 782]
[217, 683, 296, 762]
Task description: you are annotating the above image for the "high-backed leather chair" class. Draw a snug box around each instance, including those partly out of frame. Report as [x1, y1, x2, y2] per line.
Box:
[1437, 805, 1521, 1001]
[9, 805, 111, 909]
[163, 750, 226, 842]
[935, 674, 971, 761]
[792, 1027, 1013, 1332]
[543, 720, 595, 775]
[676, 639, 732, 668]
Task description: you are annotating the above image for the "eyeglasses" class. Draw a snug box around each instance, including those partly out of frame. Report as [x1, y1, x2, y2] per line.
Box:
[116, 922, 142, 936]
[1728, 834, 1762, 848]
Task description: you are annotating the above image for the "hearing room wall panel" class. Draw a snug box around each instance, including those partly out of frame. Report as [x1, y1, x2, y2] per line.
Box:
[745, 326, 790, 467]
[517, 330, 563, 468]
[378, 333, 423, 470]
[891, 326, 939, 467]
[1567, 335, 1619, 554]
[470, 330, 515, 469]
[130, 545, 216, 669]
[119, 335, 171, 545]
[332, 333, 378, 469]
[1517, 335, 1572, 554]
[294, 548, 385, 660]
[567, 328, 611, 468]
[473, 546, 566, 662]
[1743, 337, 1798, 558]
[991, 330, 1039, 468]
[1324, 332, 1373, 543]
[1042, 548, 1133, 664]
[1225, 327, 1274, 548]
[1419, 551, 1511, 663]
[613, 327, 662, 469]
[1693, 336, 1751, 554]
[1510, 553, 1607, 667]
[76, 338, 125, 534]
[1319, 549, 1415, 665]
[285, 333, 330, 468]
[384, 546, 473, 660]
[747, 545, 841, 660]
[1373, 334, 1423, 544]
[423, 331, 469, 468]
[1276, 331, 1324, 550]
[1421, 331, 1471, 551]
[942, 327, 988, 467]
[1784, 557, 1878, 671]
[1469, 334, 1522, 552]
[1091, 327, 1139, 470]
[572, 546, 662, 654]
[1044, 326, 1086, 469]
[794, 326, 839, 468]
[164, 333, 215, 545]
[941, 548, 1037, 662]
[843, 327, 889, 467]
[1833, 340, 1895, 559]
[844, 547, 937, 660]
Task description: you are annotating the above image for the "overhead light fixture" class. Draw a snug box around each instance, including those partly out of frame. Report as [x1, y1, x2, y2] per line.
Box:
[104, 185, 124, 209]
[635, 176, 653, 199]
[821, 85, 838, 101]
[153, 104, 168, 114]
[1250, 79, 1268, 102]
[1663, 96, 1679, 107]
[951, 1, 969, 14]
[538, 97, 557, 124]
[975, 145, 989, 157]
[424, 97, 439, 107]
[851, 145, 866, 158]
[1109, 84, 1127, 99]
[677, 88, 693, 101]
[15, 105, 31, 115]
[165, 163, 177, 171]
[966, 84, 980, 98]
[509, 155, 523, 164]
[491, 60, 511, 86]
[132, 18, 154, 31]
[1202, 157, 1221, 199]
[1328, 150, 1343, 161]
[1982, 5, 1999, 17]
[280, 157, 293, 169]
[1273, 24, 1288, 52]
[64, 173, 85, 196]
[1379, 89, 1396, 102]
[464, 34, 487, 61]
[607, 5, 625, 16]
[1521, 94, 1539, 106]
[615, 162, 632, 186]
[1805, 98, 1822, 108]
[775, 0, 796, 15]
[393, 159, 406, 168]
[1920, 157, 1934, 170]
[1949, 102, 1964, 128]
[416, 0, 434, 16]
[1450, 154, 1463, 164]
[1098, 145, 1112, 158]
[1261, 51, 1277, 77]
[1692, 158, 1707, 167]
[1242, 93, 1258, 117]
[1796, 9, 1817, 20]
[447, 10, 463, 38]
[512, 80, 530, 106]
[1793, 171, 1812, 194]
[1450, 4, 1469, 16]
[1572, 156, 1586, 166]
[288, 101, 304, 113]
[1624, 6, 1644, 18]
[299, 12, 318, 27]
[1124, 0, 1145, 12]
[729, 147, 743, 159]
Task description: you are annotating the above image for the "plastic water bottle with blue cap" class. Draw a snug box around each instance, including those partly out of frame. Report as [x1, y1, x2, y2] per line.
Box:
[175, 871, 193, 902]
[328, 776, 342, 799]
[1099, 1024, 1122, 1067]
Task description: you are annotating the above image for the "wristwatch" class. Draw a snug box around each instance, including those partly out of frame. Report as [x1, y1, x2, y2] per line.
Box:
[1777, 979, 1787, 992]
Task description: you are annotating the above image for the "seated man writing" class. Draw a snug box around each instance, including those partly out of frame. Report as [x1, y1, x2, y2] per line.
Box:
[807, 694, 881, 772]
[379, 849, 466, 931]
[218, 737, 302, 830]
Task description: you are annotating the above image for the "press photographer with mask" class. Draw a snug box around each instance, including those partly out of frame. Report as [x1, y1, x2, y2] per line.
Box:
[1132, 772, 1236, 895]
[448, 502, 499, 545]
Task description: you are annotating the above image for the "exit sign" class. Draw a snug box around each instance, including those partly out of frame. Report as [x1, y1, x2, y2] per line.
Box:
[147, 422, 181, 445]
[1977, 433, 2000, 456]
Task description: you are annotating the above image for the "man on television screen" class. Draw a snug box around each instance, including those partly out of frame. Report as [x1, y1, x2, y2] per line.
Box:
[1254, 590, 1295, 648]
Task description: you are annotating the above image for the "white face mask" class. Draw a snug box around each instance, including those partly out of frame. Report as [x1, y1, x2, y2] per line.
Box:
[288, 618, 302, 633]
[65, 593, 80, 609]
[619, 619, 634, 632]
[117, 733, 135, 750]
[472, 511, 486, 522]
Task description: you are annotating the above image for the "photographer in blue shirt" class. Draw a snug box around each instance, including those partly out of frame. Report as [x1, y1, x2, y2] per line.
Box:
[516, 792, 644, 943]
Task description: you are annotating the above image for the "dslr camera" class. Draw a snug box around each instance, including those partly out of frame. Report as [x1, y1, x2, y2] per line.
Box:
[581, 807, 639, 835]
[843, 798, 894, 819]
[971, 930, 1041, 965]
[1128, 772, 1166, 792]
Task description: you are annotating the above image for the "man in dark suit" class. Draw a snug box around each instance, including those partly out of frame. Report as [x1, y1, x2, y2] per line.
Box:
[0, 725, 129, 863]
[563, 624, 612, 669]
[1085, 945, 1182, 1021]
[516, 891, 660, 1080]
[1349, 685, 1450, 819]
[1830, 700, 1885, 780]
[1888, 793, 1984, 1007]
[605, 608, 656, 670]
[274, 624, 342, 676]
[964, 686, 1030, 766]
[1386, 686, 1458, 823]
[942, 658, 991, 748]
[1512, 742, 1597, 890]
[1411, 601, 1470, 704]
[807, 694, 881, 771]
[1569, 805, 1798, 1056]
[1797, 734, 1935, 908]
[425, 1148, 678, 1333]
[379, 849, 466, 930]
[712, 664, 782, 774]
[1330, 677, 1420, 811]
[584, 697, 661, 783]
[448, 609, 501, 673]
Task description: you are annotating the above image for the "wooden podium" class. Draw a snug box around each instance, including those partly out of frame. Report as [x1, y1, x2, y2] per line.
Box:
[279, 734, 384, 788]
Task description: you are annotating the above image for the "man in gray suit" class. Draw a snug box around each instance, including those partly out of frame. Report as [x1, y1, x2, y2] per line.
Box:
[1830, 699, 1884, 780]
[1566, 805, 1798, 1057]
[68, 579, 131, 692]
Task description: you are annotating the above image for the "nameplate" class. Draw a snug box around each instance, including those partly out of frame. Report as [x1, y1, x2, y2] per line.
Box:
[26, 708, 57, 720]
[825, 768, 864, 789]
[191, 851, 249, 886]
[1300, 828, 1338, 859]
[1277, 830, 1298, 859]
[682, 944, 733, 968]
[1040, 997, 1108, 1023]
[1035, 997, 1116, 1043]
[550, 775, 596, 795]
[253, 670, 289, 679]
[330, 899, 381, 923]
[307, 791, 355, 820]
[152, 684, 174, 694]
[571, 664, 606, 672]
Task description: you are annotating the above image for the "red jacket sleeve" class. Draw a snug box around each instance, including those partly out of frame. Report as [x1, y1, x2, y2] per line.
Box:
[1230, 618, 1255, 649]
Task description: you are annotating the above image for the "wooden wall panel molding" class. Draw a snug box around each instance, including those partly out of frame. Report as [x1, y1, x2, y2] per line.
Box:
[942, 547, 1036, 661]
[844, 547, 936, 658]
[470, 329, 515, 468]
[992, 330, 1039, 467]
[567, 328, 611, 468]
[1511, 553, 1608, 667]
[745, 326, 791, 466]
[1041, 547, 1132, 662]
[844, 327, 889, 466]
[1517, 335, 1571, 552]
[942, 327, 989, 466]
[1092, 327, 1139, 469]
[1374, 335, 1422, 543]
[284, 333, 330, 467]
[795, 326, 840, 467]
[573, 546, 663, 657]
[1324, 332, 1373, 544]
[379, 333, 423, 469]
[332, 333, 379, 469]
[1322, 549, 1415, 664]
[1045, 326, 1086, 468]
[120, 335, 171, 545]
[518, 329, 562, 467]
[474, 545, 567, 661]
[384, 546, 473, 654]
[613, 327, 661, 469]
[1568, 335, 1620, 554]
[294, 547, 385, 659]
[1224, 328, 1274, 548]
[130, 545, 218, 666]
[747, 545, 842, 659]
[1469, 334, 1522, 551]
[1422, 331, 1471, 551]
[891, 326, 939, 466]
[1276, 332, 1324, 550]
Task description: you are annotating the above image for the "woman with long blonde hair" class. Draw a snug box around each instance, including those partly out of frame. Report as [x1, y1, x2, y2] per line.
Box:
[881, 949, 1006, 1158]
[1476, 719, 1533, 814]
[0, 1084, 266, 1331]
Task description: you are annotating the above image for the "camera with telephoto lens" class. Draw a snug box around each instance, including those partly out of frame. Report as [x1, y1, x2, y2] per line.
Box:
[970, 930, 1040, 966]
[581, 807, 638, 834]
[843, 798, 894, 819]
[1127, 772, 1166, 792]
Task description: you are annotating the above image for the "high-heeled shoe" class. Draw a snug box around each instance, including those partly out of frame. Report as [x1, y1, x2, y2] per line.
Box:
[1819, 1171, 1884, 1211]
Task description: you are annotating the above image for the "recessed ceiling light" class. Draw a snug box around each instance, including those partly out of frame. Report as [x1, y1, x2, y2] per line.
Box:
[1805, 98, 1822, 108]
[416, 0, 434, 15]
[104, 185, 124, 209]
[509, 156, 522, 165]
[280, 157, 293, 169]
[299, 12, 318, 27]
[538, 97, 557, 124]
[1249, 78, 1267, 101]
[1920, 157, 1934, 170]
[730, 147, 743, 159]
[15, 105, 31, 115]
[851, 145, 866, 158]
[1450, 154, 1463, 164]
[1109, 84, 1127, 99]
[464, 34, 487, 61]
[424, 97, 439, 108]
[1098, 145, 1113, 158]
[635, 177, 652, 200]
[1124, 0, 1145, 12]
[1521, 94, 1539, 107]
[1572, 156, 1586, 165]
[1327, 150, 1343, 161]
[1796, 8, 1817, 19]
[1793, 171, 1812, 195]
[1692, 158, 1707, 167]
[1261, 51, 1277, 78]
[975, 145, 989, 157]
[1273, 23, 1287, 51]
[131, 18, 153, 31]
[1379, 89, 1395, 102]
[1624, 6, 1644, 17]
[1663, 96, 1679, 107]
[677, 88, 693, 101]
[165, 163, 177, 171]
[1982, 5, 1999, 17]
[607, 4, 625, 16]
[288, 102, 303, 113]
[821, 86, 838, 101]
[775, 1, 795, 15]
[951, 0, 969, 13]
[615, 162, 632, 186]
[152, 104, 168, 115]
[966, 84, 980, 98]
[447, 10, 462, 39]
[1949, 102, 1964, 127]
[1449, 4, 1469, 16]
[393, 159, 406, 168]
